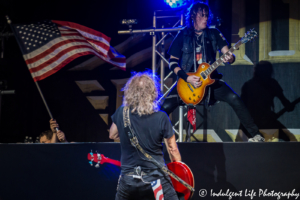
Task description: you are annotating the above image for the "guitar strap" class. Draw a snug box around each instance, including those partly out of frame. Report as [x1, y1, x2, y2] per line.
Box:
[123, 106, 195, 192]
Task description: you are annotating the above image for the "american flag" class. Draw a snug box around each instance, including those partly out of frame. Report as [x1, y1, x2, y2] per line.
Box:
[11, 20, 126, 82]
[151, 179, 164, 200]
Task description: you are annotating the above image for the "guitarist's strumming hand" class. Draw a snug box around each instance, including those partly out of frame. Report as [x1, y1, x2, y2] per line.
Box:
[187, 75, 202, 88]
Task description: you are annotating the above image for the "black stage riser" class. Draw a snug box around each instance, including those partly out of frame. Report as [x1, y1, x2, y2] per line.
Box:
[0, 143, 299, 200]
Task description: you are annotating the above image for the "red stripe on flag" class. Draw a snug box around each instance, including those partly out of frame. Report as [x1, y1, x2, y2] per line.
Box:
[154, 185, 163, 196]
[59, 34, 110, 52]
[32, 51, 95, 82]
[60, 33, 82, 37]
[28, 45, 95, 72]
[26, 39, 91, 64]
[52, 20, 111, 43]
[60, 32, 110, 52]
[159, 194, 164, 200]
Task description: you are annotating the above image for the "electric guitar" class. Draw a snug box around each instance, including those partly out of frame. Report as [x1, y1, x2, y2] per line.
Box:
[87, 151, 194, 200]
[275, 97, 300, 119]
[177, 29, 258, 105]
[87, 151, 121, 168]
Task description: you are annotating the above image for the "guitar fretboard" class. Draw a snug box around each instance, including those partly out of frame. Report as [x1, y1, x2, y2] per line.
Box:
[203, 40, 243, 76]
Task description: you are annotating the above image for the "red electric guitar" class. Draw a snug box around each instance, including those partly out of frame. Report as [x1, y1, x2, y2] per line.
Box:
[87, 151, 194, 200]
[87, 151, 121, 168]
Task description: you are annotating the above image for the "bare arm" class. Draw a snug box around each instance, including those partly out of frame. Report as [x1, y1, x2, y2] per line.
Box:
[50, 133, 58, 143]
[49, 119, 58, 143]
[109, 123, 119, 140]
[164, 134, 181, 162]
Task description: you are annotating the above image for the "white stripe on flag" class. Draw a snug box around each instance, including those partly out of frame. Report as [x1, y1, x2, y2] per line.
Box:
[152, 179, 160, 190]
[155, 190, 164, 200]
[59, 30, 78, 34]
[30, 47, 94, 78]
[58, 26, 71, 31]
[23, 36, 108, 62]
[59, 25, 110, 46]
[23, 36, 87, 59]
[25, 41, 91, 69]
[30, 48, 125, 79]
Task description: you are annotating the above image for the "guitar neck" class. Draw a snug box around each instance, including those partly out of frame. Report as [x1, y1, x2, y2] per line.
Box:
[204, 40, 243, 76]
[103, 157, 121, 167]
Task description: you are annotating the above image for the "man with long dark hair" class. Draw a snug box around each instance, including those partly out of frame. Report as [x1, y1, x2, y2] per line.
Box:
[163, 2, 264, 142]
[110, 72, 181, 200]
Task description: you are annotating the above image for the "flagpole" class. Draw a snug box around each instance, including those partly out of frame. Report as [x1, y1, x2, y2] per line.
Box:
[6, 16, 64, 141]
[34, 82, 54, 119]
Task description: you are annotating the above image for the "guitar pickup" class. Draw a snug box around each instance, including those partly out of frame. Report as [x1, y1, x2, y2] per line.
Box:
[187, 84, 194, 92]
[200, 72, 207, 80]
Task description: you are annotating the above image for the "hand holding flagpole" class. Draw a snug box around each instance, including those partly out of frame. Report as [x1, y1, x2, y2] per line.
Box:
[6, 15, 66, 142]
[6, 16, 126, 143]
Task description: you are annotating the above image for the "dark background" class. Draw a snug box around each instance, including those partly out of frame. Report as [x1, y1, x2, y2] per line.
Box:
[0, 0, 299, 143]
[0, 143, 299, 200]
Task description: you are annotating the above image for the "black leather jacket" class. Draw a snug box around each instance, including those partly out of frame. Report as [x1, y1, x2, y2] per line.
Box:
[180, 27, 222, 79]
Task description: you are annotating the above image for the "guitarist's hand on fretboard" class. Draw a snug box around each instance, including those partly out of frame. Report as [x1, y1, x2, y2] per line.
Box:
[187, 75, 202, 88]
[221, 48, 235, 64]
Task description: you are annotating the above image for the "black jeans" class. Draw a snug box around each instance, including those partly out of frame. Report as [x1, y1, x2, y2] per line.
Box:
[115, 174, 179, 200]
[162, 80, 260, 138]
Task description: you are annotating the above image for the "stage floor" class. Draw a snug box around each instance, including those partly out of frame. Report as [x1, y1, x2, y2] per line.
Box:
[0, 142, 299, 200]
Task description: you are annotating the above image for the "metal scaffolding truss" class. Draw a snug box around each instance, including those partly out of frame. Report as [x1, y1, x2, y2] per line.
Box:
[118, 9, 186, 142]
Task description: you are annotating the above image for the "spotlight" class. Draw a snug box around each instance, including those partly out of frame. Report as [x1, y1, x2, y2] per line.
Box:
[164, 0, 190, 8]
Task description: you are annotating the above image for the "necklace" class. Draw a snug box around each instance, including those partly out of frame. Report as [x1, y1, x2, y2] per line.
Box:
[195, 34, 203, 47]
[194, 28, 203, 33]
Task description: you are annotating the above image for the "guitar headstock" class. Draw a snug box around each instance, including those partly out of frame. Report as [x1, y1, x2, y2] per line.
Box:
[87, 150, 121, 168]
[241, 29, 258, 44]
[87, 150, 104, 168]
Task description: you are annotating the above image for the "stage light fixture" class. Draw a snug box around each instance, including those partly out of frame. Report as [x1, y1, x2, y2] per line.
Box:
[163, 0, 208, 9]
[164, 0, 190, 8]
[121, 19, 138, 25]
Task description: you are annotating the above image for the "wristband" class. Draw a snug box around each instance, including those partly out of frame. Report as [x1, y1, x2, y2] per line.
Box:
[169, 58, 179, 72]
[177, 70, 188, 82]
[230, 54, 236, 64]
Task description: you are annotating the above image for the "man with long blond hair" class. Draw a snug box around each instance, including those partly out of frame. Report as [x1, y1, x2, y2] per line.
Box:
[109, 71, 181, 200]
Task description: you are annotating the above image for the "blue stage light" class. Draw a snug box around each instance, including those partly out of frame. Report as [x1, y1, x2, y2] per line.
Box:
[163, 0, 208, 9]
[164, 0, 190, 8]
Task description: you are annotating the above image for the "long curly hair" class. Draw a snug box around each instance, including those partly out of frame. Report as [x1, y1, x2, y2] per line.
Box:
[122, 71, 161, 116]
[186, 2, 212, 28]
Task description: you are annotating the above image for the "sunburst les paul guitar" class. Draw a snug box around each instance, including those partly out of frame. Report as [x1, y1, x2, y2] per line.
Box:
[177, 29, 258, 106]
[87, 150, 194, 200]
